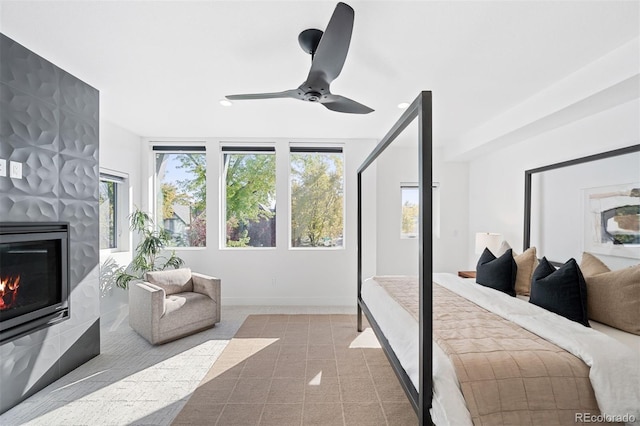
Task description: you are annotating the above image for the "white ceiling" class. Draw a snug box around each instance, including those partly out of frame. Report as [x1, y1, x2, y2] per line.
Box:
[1, 1, 638, 145]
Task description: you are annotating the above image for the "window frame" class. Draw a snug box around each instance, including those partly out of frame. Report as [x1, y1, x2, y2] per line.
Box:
[400, 182, 440, 240]
[400, 184, 419, 239]
[99, 169, 128, 253]
[220, 145, 277, 250]
[152, 145, 207, 249]
[288, 145, 346, 250]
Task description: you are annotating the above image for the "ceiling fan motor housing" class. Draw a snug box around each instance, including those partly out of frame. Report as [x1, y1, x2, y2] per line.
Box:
[303, 91, 322, 102]
[298, 28, 324, 56]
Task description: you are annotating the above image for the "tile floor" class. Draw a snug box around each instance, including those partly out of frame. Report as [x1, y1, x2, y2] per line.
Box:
[172, 314, 417, 426]
[0, 306, 354, 426]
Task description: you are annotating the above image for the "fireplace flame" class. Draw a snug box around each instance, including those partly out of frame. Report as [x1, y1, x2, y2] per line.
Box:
[0, 275, 21, 310]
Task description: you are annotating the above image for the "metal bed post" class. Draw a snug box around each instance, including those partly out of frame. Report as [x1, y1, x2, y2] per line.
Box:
[356, 91, 433, 425]
[418, 91, 433, 426]
[357, 170, 363, 333]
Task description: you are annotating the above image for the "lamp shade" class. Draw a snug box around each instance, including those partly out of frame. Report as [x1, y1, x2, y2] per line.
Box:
[475, 232, 502, 255]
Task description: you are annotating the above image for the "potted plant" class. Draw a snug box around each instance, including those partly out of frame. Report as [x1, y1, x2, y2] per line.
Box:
[115, 208, 184, 289]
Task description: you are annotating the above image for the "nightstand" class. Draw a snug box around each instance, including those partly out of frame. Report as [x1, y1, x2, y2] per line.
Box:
[458, 270, 476, 279]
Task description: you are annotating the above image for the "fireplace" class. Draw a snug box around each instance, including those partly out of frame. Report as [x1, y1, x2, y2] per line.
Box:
[0, 223, 70, 344]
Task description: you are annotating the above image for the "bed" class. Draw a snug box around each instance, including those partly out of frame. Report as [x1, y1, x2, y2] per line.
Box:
[355, 92, 640, 425]
[362, 273, 640, 425]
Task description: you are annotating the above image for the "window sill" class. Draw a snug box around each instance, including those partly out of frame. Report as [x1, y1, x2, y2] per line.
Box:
[100, 248, 127, 255]
[166, 246, 207, 251]
[288, 247, 346, 251]
[220, 247, 277, 251]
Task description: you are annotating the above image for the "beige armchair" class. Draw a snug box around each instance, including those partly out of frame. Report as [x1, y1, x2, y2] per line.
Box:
[128, 268, 221, 345]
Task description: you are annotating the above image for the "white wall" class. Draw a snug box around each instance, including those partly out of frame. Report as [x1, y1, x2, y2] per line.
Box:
[142, 138, 376, 306]
[375, 145, 419, 275]
[433, 148, 469, 273]
[464, 38, 639, 269]
[129, 41, 638, 305]
[373, 144, 469, 276]
[139, 134, 468, 307]
[99, 120, 143, 316]
[467, 99, 639, 269]
[447, 38, 639, 161]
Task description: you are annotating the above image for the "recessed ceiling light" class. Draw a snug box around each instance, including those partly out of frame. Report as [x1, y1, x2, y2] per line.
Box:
[219, 99, 233, 107]
[397, 102, 410, 109]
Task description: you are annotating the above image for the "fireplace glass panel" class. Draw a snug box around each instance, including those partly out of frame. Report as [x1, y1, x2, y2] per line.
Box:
[0, 239, 62, 323]
[0, 223, 69, 343]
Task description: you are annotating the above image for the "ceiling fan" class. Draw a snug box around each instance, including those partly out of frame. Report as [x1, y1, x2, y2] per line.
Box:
[226, 2, 373, 114]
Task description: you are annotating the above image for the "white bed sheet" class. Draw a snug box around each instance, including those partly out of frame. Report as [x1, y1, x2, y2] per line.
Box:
[361, 272, 640, 425]
[361, 275, 473, 426]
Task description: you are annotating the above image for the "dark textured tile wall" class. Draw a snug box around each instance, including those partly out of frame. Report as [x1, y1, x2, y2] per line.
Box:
[0, 33, 100, 414]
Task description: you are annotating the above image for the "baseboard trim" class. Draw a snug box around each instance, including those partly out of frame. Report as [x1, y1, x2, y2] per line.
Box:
[221, 297, 355, 307]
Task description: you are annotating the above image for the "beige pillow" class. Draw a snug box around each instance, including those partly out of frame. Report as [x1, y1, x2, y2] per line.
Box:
[583, 265, 640, 335]
[494, 241, 537, 296]
[580, 252, 610, 276]
[514, 247, 538, 296]
[145, 268, 193, 295]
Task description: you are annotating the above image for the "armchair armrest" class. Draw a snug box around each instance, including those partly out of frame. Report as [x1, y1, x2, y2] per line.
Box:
[192, 272, 221, 323]
[129, 281, 166, 343]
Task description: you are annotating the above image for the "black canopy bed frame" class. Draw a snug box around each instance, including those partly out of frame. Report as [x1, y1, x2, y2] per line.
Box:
[356, 91, 433, 425]
[356, 92, 639, 424]
[523, 143, 640, 266]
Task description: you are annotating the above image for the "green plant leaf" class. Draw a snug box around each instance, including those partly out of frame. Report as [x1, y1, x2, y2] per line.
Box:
[115, 272, 138, 289]
[162, 252, 185, 270]
[114, 207, 186, 290]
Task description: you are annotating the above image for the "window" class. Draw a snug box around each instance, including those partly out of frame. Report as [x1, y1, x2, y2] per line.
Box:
[99, 178, 117, 249]
[401, 185, 419, 239]
[290, 147, 344, 248]
[222, 147, 276, 248]
[99, 171, 127, 251]
[154, 147, 206, 247]
[400, 182, 440, 239]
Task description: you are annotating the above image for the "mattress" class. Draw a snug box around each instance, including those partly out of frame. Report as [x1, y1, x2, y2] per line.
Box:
[361, 274, 472, 425]
[361, 272, 640, 425]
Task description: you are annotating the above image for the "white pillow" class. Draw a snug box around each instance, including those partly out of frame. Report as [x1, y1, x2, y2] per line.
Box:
[495, 240, 511, 257]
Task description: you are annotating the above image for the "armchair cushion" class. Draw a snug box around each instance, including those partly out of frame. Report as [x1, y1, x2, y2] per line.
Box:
[161, 292, 217, 337]
[146, 268, 193, 295]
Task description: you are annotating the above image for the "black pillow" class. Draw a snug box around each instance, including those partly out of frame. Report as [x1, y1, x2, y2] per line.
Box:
[475, 248, 517, 296]
[529, 257, 589, 327]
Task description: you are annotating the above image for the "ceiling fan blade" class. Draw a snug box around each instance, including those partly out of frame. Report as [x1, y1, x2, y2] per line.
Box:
[226, 90, 300, 100]
[321, 94, 373, 114]
[308, 2, 354, 84]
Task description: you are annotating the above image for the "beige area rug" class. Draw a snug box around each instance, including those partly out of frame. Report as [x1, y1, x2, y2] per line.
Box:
[172, 314, 417, 426]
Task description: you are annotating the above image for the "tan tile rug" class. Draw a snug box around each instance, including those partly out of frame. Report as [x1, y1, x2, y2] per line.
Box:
[172, 314, 417, 426]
